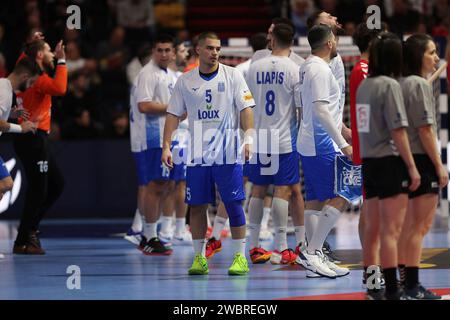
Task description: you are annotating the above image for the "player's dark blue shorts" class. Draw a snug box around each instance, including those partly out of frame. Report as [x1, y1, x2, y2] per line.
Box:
[185, 164, 245, 205]
[248, 152, 300, 186]
[147, 148, 171, 182]
[133, 151, 149, 186]
[0, 156, 11, 180]
[300, 152, 339, 201]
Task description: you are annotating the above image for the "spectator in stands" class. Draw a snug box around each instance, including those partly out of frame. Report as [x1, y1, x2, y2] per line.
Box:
[126, 43, 152, 85]
[291, 0, 316, 37]
[115, 0, 155, 56]
[184, 36, 199, 72]
[97, 26, 129, 72]
[107, 110, 130, 139]
[62, 107, 103, 140]
[59, 70, 99, 125]
[388, 0, 422, 38]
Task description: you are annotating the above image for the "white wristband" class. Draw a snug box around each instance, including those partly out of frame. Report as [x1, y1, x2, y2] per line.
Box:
[57, 59, 66, 64]
[8, 123, 22, 133]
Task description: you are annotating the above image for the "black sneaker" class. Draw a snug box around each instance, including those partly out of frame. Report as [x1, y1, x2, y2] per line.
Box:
[405, 284, 442, 300]
[138, 235, 148, 251]
[366, 288, 385, 300]
[141, 237, 173, 256]
[384, 288, 415, 300]
[322, 241, 341, 263]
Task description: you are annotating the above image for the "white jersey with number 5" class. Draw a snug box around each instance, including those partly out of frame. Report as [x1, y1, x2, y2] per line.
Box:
[247, 55, 301, 154]
[167, 64, 255, 166]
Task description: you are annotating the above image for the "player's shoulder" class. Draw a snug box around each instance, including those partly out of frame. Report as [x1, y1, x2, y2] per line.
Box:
[401, 75, 428, 88]
[251, 49, 271, 63]
[0, 78, 10, 91]
[304, 56, 330, 73]
[289, 51, 305, 65]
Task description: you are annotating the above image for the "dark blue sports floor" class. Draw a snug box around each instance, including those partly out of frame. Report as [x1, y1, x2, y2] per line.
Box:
[1, 216, 449, 300]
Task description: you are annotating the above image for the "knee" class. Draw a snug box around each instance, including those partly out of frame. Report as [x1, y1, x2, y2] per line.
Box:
[251, 185, 266, 199]
[224, 201, 245, 227]
[0, 177, 14, 193]
[147, 181, 167, 195]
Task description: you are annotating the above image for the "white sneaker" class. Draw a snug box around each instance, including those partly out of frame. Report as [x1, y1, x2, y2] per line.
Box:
[323, 255, 350, 277]
[296, 250, 337, 279]
[124, 228, 142, 246]
[159, 229, 174, 243]
[172, 230, 193, 246]
[306, 269, 322, 278]
[259, 228, 274, 242]
[0, 253, 5, 259]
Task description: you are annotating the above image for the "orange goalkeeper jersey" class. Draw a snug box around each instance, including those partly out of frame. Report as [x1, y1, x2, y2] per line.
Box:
[17, 53, 67, 133]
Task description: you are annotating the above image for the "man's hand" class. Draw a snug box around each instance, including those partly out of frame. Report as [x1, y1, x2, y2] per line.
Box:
[244, 143, 252, 162]
[342, 125, 352, 144]
[10, 106, 30, 120]
[32, 32, 45, 41]
[161, 147, 173, 169]
[54, 40, 66, 60]
[20, 121, 37, 134]
[407, 166, 421, 192]
[436, 163, 449, 189]
[341, 145, 353, 162]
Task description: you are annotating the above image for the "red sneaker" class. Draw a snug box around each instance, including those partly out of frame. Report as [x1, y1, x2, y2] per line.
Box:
[270, 248, 298, 265]
[249, 247, 272, 264]
[205, 237, 222, 259]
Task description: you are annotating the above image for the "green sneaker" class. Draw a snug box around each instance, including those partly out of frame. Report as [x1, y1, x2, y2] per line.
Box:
[188, 254, 209, 275]
[228, 253, 250, 276]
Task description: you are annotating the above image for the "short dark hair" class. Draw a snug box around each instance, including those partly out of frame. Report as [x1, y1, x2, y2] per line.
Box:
[272, 23, 295, 48]
[136, 43, 152, 63]
[403, 34, 435, 77]
[368, 32, 403, 78]
[198, 32, 220, 45]
[152, 34, 174, 48]
[249, 33, 267, 52]
[307, 11, 325, 30]
[308, 24, 333, 52]
[272, 17, 295, 30]
[13, 57, 41, 76]
[353, 23, 384, 54]
[24, 40, 47, 60]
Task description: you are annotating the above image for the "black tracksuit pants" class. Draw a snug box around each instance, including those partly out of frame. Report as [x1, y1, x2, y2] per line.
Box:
[13, 131, 64, 245]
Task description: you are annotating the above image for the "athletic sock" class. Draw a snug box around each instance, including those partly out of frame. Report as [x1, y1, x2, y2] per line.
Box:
[211, 215, 228, 240]
[307, 206, 341, 253]
[294, 225, 306, 245]
[174, 218, 186, 235]
[271, 198, 289, 252]
[405, 266, 419, 290]
[160, 216, 173, 234]
[304, 209, 320, 245]
[131, 208, 143, 232]
[248, 197, 264, 248]
[384, 267, 399, 295]
[193, 239, 207, 257]
[248, 223, 261, 249]
[143, 223, 157, 240]
[261, 207, 271, 229]
[232, 238, 246, 256]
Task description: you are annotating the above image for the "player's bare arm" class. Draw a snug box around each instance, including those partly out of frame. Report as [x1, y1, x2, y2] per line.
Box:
[138, 101, 168, 115]
[162, 113, 180, 168]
